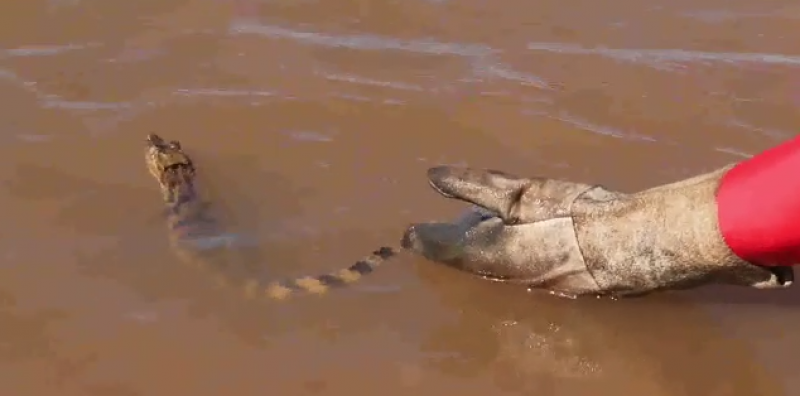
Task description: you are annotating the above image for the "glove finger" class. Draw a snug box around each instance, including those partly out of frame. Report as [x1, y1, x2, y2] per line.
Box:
[426, 166, 529, 221]
[427, 166, 600, 224]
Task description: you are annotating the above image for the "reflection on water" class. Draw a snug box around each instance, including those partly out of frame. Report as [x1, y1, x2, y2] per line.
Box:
[0, 0, 799, 394]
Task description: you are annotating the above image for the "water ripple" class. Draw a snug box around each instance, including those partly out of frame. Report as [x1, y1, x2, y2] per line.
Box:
[682, 9, 800, 23]
[317, 71, 426, 92]
[725, 119, 792, 139]
[527, 42, 800, 70]
[1, 68, 130, 113]
[1, 42, 101, 58]
[173, 88, 279, 98]
[526, 109, 657, 143]
[40, 96, 133, 111]
[284, 130, 334, 142]
[715, 147, 752, 158]
[0, 68, 41, 94]
[229, 21, 496, 57]
[471, 58, 553, 89]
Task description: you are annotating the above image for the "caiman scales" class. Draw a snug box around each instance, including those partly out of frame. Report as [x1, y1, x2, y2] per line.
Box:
[145, 134, 398, 300]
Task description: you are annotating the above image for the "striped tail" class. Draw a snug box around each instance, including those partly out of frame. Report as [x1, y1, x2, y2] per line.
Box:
[240, 247, 401, 300]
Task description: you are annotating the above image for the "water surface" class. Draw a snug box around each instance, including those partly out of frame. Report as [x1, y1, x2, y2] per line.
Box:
[1, 0, 799, 395]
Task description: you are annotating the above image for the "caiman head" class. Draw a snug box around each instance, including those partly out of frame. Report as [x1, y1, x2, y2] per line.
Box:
[145, 133, 196, 203]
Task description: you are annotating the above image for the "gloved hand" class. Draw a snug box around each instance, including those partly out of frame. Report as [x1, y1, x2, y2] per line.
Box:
[401, 166, 604, 296]
[402, 165, 793, 297]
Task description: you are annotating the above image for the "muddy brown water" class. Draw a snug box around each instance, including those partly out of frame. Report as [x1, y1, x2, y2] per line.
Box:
[1, 0, 800, 395]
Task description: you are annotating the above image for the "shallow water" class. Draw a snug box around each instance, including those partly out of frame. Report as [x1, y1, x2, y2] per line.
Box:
[1, 0, 800, 395]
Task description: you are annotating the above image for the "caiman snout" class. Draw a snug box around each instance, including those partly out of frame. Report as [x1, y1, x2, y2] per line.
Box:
[147, 134, 183, 152]
[146, 133, 166, 147]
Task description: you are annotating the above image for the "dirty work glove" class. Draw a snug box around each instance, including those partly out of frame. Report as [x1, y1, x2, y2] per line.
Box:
[401, 166, 605, 296]
[401, 165, 792, 297]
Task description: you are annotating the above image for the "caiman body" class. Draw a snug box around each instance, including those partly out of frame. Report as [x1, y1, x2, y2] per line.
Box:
[145, 134, 397, 300]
